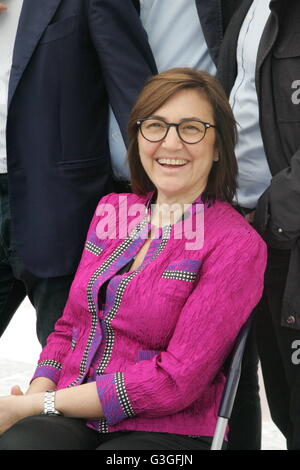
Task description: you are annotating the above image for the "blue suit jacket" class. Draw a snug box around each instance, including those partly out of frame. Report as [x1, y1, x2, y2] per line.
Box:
[6, 0, 156, 277]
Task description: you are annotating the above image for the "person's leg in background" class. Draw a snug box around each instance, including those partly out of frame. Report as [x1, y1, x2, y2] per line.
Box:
[1, 246, 74, 348]
[0, 264, 26, 337]
[16, 268, 75, 347]
[227, 322, 261, 449]
[226, 205, 262, 450]
[255, 247, 300, 449]
[0, 174, 27, 336]
[254, 289, 291, 442]
[0, 174, 74, 347]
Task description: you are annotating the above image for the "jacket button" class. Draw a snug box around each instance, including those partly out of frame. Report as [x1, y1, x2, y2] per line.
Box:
[278, 228, 283, 233]
[287, 315, 296, 325]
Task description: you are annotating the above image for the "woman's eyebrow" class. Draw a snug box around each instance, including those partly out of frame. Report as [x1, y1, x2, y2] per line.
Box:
[148, 115, 203, 122]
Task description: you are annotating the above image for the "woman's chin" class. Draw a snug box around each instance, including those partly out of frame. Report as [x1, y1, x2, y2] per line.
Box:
[155, 184, 189, 200]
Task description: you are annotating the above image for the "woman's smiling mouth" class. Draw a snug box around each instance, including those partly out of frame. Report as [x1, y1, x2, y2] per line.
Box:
[156, 158, 189, 168]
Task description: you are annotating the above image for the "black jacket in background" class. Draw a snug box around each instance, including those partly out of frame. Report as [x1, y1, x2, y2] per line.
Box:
[217, 0, 300, 330]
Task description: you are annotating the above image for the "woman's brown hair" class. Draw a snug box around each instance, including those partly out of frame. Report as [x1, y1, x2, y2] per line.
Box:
[127, 68, 237, 203]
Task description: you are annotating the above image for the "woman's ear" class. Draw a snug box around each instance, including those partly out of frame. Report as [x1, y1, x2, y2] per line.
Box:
[213, 143, 220, 162]
[213, 151, 220, 162]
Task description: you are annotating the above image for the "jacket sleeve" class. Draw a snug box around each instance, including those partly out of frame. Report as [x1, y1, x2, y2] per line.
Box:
[31, 194, 114, 385]
[31, 300, 75, 384]
[255, 146, 300, 247]
[95, 227, 267, 426]
[88, 0, 157, 146]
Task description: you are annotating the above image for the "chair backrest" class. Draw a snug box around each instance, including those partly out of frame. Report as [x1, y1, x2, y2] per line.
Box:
[211, 316, 253, 450]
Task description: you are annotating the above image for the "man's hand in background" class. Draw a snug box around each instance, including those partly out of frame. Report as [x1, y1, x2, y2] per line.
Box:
[245, 210, 256, 224]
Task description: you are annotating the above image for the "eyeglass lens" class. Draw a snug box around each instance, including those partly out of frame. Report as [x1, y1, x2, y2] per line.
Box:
[140, 119, 206, 143]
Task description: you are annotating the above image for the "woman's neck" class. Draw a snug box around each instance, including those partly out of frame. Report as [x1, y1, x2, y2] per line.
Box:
[150, 188, 203, 228]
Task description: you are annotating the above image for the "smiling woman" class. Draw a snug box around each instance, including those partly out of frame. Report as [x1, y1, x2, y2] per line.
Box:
[137, 88, 219, 206]
[128, 68, 238, 205]
[0, 68, 266, 451]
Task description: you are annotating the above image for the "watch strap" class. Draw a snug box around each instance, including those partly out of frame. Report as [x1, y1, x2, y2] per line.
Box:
[42, 390, 62, 416]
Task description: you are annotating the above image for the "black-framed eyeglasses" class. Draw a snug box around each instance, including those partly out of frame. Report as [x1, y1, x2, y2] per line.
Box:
[137, 117, 217, 144]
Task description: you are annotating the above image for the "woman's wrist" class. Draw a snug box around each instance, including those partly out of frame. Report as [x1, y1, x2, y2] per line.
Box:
[18, 393, 44, 419]
[10, 382, 103, 421]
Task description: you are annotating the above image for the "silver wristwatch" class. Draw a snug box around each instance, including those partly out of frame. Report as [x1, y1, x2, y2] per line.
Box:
[42, 390, 62, 416]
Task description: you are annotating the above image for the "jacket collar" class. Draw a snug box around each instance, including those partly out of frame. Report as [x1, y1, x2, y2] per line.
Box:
[8, 0, 62, 108]
[144, 190, 206, 224]
[132, 0, 140, 14]
[195, 0, 223, 65]
[256, 0, 280, 81]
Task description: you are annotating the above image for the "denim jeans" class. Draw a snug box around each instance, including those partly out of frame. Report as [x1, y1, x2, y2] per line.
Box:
[0, 174, 74, 346]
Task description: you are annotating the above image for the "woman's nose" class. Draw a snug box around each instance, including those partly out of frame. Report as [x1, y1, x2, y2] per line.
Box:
[161, 126, 183, 150]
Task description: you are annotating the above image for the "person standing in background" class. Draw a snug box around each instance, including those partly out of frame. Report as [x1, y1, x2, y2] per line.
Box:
[218, 0, 300, 449]
[0, 0, 156, 346]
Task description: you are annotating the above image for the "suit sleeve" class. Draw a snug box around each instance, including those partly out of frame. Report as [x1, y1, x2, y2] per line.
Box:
[95, 227, 267, 426]
[88, 0, 157, 146]
[255, 147, 300, 247]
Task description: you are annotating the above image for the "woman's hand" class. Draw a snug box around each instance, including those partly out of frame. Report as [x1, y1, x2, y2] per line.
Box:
[11, 385, 24, 396]
[245, 210, 256, 224]
[0, 381, 103, 434]
[0, 393, 44, 435]
[0, 396, 28, 435]
[0, 380, 57, 434]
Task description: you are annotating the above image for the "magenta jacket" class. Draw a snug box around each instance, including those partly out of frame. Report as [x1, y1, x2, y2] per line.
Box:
[32, 192, 267, 437]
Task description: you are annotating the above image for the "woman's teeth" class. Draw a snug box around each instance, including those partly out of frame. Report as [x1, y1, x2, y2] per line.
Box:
[157, 158, 188, 166]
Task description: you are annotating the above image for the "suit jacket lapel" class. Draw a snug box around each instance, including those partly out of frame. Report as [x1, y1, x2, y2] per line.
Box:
[216, 0, 253, 96]
[256, 0, 280, 74]
[132, 0, 140, 14]
[195, 0, 223, 65]
[8, 0, 62, 108]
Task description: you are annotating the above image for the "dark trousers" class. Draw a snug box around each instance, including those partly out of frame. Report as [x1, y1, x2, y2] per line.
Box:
[227, 247, 300, 450]
[227, 323, 261, 450]
[0, 174, 74, 346]
[226, 206, 261, 450]
[0, 415, 215, 450]
[254, 247, 300, 450]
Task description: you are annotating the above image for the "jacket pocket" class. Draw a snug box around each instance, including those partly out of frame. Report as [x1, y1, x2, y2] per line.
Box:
[136, 350, 160, 363]
[40, 15, 80, 44]
[272, 34, 300, 122]
[84, 234, 108, 258]
[159, 259, 202, 301]
[55, 156, 104, 169]
[273, 34, 300, 59]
